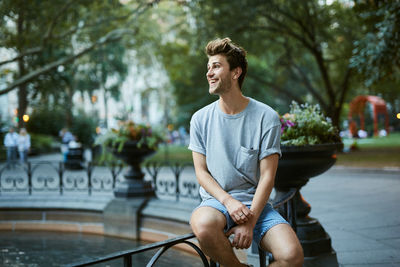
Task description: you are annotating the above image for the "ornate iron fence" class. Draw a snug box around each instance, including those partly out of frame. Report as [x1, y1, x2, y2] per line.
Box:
[0, 160, 200, 201]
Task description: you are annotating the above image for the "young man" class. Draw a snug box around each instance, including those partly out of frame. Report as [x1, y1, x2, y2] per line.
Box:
[189, 38, 303, 267]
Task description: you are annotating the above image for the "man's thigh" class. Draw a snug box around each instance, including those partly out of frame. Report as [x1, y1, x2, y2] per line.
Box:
[260, 223, 301, 257]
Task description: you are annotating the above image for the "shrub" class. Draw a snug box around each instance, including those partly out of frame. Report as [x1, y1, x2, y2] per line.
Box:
[280, 102, 342, 146]
[26, 106, 66, 137]
[70, 113, 98, 146]
[30, 133, 56, 155]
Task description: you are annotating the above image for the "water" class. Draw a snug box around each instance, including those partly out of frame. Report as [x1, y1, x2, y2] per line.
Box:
[0, 231, 205, 267]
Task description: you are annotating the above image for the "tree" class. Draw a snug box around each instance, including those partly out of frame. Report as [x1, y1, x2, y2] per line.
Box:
[350, 0, 400, 118]
[81, 43, 128, 128]
[0, 0, 158, 128]
[350, 0, 400, 86]
[183, 0, 364, 127]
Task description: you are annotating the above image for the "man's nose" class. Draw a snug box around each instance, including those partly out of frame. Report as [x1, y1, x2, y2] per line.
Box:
[206, 69, 213, 77]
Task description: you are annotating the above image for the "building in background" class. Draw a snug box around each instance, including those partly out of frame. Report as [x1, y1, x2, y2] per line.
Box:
[73, 51, 173, 130]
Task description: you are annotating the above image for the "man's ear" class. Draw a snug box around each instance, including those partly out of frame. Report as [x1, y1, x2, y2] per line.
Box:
[233, 67, 242, 80]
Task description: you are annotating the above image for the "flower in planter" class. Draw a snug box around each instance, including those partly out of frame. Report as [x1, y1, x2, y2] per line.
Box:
[95, 120, 165, 153]
[280, 102, 342, 146]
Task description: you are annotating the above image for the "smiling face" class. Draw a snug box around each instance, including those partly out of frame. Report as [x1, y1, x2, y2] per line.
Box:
[206, 54, 234, 95]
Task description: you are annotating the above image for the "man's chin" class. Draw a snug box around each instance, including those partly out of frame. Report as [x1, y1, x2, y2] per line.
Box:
[209, 86, 219, 95]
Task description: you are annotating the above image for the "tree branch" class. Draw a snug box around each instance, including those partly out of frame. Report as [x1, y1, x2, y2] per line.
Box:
[0, 0, 159, 95]
[247, 72, 303, 104]
[0, 47, 42, 66]
[260, 10, 315, 51]
[274, 4, 316, 43]
[0, 28, 135, 95]
[43, 0, 78, 45]
[338, 67, 352, 110]
[286, 55, 328, 110]
[311, 48, 336, 106]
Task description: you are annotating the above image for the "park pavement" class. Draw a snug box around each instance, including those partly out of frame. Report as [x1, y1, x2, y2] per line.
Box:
[301, 166, 400, 267]
[7, 152, 400, 266]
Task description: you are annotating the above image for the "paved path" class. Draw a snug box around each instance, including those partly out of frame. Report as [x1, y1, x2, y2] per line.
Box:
[302, 167, 400, 267]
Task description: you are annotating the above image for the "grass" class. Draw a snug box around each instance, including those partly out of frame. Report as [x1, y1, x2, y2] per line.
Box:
[145, 144, 193, 164]
[337, 132, 400, 168]
[145, 133, 400, 169]
[342, 132, 400, 148]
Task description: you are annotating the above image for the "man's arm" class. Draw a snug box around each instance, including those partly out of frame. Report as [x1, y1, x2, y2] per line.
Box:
[226, 153, 279, 249]
[192, 151, 253, 224]
[250, 153, 279, 219]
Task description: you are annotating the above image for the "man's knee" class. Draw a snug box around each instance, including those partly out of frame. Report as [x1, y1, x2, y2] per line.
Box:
[261, 224, 304, 267]
[190, 208, 225, 241]
[275, 242, 304, 267]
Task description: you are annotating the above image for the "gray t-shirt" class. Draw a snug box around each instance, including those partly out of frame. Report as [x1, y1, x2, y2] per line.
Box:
[188, 98, 281, 205]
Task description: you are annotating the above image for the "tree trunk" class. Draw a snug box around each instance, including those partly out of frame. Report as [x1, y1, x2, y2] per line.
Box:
[17, 5, 28, 129]
[65, 85, 73, 128]
[103, 88, 109, 128]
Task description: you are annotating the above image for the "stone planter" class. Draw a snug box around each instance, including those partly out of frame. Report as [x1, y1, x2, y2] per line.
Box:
[110, 141, 156, 198]
[274, 143, 343, 266]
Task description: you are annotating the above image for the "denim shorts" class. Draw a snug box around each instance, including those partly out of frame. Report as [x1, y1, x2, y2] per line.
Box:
[196, 198, 289, 246]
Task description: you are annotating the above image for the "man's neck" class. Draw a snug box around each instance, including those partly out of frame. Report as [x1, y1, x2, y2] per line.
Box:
[218, 88, 249, 115]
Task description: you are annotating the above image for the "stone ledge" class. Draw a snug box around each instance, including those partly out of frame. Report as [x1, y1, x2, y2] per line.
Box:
[0, 196, 111, 211]
[141, 198, 198, 223]
[0, 221, 104, 235]
[0, 210, 103, 222]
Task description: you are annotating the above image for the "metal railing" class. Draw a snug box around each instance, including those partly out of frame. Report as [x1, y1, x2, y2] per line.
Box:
[67, 188, 298, 267]
[0, 160, 200, 201]
[65, 233, 206, 267]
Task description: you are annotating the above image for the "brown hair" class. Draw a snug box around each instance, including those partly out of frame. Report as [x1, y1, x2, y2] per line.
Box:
[205, 37, 248, 89]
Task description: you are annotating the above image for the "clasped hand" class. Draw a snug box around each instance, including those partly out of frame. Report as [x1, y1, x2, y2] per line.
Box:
[224, 197, 255, 249]
[224, 197, 253, 224]
[226, 223, 254, 249]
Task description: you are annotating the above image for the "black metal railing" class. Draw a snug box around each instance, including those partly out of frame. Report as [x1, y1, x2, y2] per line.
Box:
[65, 233, 207, 267]
[67, 188, 298, 267]
[0, 160, 200, 201]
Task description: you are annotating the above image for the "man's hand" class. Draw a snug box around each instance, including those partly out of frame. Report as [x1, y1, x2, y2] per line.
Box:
[225, 223, 254, 249]
[223, 196, 253, 224]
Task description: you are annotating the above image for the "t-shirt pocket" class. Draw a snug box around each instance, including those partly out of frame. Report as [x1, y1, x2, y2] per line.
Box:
[236, 146, 259, 180]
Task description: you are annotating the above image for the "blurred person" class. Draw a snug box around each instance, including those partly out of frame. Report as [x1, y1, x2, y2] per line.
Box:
[189, 38, 303, 267]
[4, 127, 19, 167]
[358, 129, 368, 138]
[59, 128, 75, 162]
[17, 128, 31, 163]
[379, 129, 387, 137]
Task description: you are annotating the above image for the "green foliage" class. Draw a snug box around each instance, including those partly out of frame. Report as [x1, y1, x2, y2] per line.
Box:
[0, 0, 152, 130]
[173, 0, 366, 127]
[349, 1, 400, 116]
[160, 42, 215, 127]
[30, 133, 56, 154]
[0, 118, 7, 145]
[70, 112, 99, 146]
[350, 1, 400, 85]
[26, 106, 66, 137]
[281, 102, 341, 146]
[77, 42, 128, 101]
[26, 105, 98, 146]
